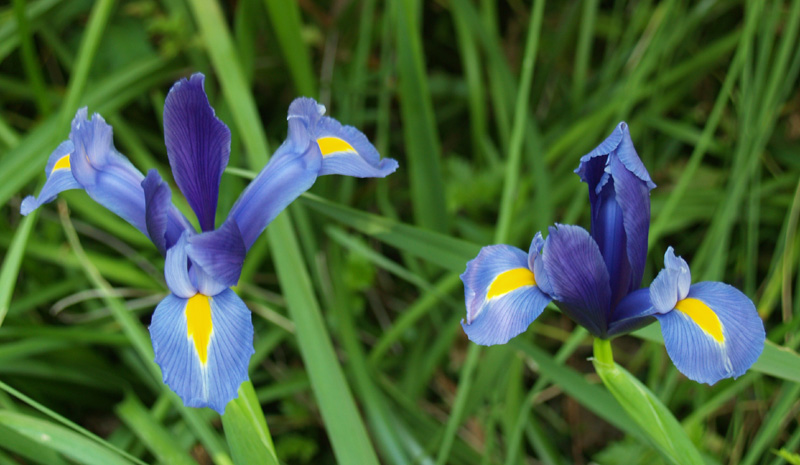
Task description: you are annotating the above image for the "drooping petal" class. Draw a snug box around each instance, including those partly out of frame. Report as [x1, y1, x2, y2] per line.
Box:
[68, 108, 150, 236]
[164, 73, 231, 231]
[149, 289, 254, 413]
[541, 224, 611, 337]
[655, 282, 765, 385]
[575, 122, 655, 307]
[20, 140, 80, 215]
[461, 244, 551, 345]
[165, 232, 196, 299]
[229, 140, 321, 250]
[649, 247, 691, 314]
[607, 288, 657, 337]
[186, 218, 246, 288]
[287, 97, 399, 178]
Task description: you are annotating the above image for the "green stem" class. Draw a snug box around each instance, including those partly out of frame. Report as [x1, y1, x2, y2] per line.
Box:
[593, 338, 614, 366]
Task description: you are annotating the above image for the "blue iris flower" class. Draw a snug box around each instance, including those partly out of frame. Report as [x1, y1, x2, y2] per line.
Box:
[22, 73, 398, 412]
[461, 123, 765, 385]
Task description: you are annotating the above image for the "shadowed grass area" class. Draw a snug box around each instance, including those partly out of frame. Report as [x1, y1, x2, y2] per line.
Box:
[1, 0, 800, 464]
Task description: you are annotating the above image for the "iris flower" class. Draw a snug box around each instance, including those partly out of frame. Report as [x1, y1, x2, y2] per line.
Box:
[461, 123, 765, 384]
[22, 73, 398, 412]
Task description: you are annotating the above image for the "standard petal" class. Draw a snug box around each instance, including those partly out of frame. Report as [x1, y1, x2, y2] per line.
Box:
[649, 247, 691, 314]
[143, 170, 172, 255]
[165, 233, 196, 298]
[461, 244, 550, 345]
[541, 224, 611, 337]
[149, 289, 254, 413]
[229, 140, 321, 250]
[186, 218, 246, 288]
[656, 282, 765, 385]
[606, 152, 651, 298]
[68, 108, 150, 236]
[575, 122, 655, 305]
[20, 140, 80, 215]
[164, 73, 231, 231]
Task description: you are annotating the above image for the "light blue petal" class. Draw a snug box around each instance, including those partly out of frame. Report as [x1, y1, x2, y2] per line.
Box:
[165, 233, 196, 298]
[649, 247, 691, 314]
[460, 244, 551, 345]
[20, 140, 80, 215]
[186, 219, 246, 288]
[541, 224, 611, 337]
[189, 262, 227, 297]
[149, 289, 254, 413]
[229, 140, 321, 250]
[656, 281, 765, 385]
[527, 231, 545, 271]
[287, 97, 398, 178]
[68, 108, 150, 236]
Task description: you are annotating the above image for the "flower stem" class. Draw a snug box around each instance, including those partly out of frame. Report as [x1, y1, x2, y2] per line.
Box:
[593, 338, 615, 366]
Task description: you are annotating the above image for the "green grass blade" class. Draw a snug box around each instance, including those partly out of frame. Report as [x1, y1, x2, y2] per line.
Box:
[262, 0, 316, 96]
[393, 0, 448, 232]
[116, 394, 199, 465]
[188, 3, 380, 461]
[0, 411, 137, 465]
[0, 208, 38, 326]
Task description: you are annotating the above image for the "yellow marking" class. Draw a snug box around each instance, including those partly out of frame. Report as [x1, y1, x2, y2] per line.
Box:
[675, 298, 724, 343]
[487, 268, 536, 299]
[52, 154, 71, 171]
[186, 294, 213, 364]
[317, 137, 357, 156]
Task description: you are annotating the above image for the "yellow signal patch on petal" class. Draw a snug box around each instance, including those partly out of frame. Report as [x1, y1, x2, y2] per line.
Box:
[317, 137, 357, 157]
[53, 154, 71, 171]
[675, 297, 724, 343]
[186, 294, 213, 364]
[487, 268, 536, 299]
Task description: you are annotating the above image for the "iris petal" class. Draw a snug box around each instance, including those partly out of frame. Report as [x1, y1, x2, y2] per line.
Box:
[607, 288, 657, 336]
[21, 141, 80, 215]
[575, 123, 655, 306]
[649, 247, 691, 313]
[229, 141, 321, 250]
[149, 289, 254, 413]
[186, 219, 246, 288]
[68, 108, 150, 236]
[461, 244, 551, 345]
[287, 97, 398, 178]
[655, 282, 765, 385]
[164, 233, 195, 298]
[541, 224, 611, 337]
[164, 73, 231, 231]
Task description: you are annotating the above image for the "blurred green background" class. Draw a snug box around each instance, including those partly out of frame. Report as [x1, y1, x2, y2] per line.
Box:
[1, 0, 800, 464]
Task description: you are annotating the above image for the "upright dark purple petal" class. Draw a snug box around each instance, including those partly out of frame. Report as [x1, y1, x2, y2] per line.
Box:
[164, 73, 231, 231]
[541, 224, 611, 337]
[575, 122, 655, 309]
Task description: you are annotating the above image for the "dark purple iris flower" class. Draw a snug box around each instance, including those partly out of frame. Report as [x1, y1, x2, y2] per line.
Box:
[461, 123, 764, 385]
[22, 73, 398, 412]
